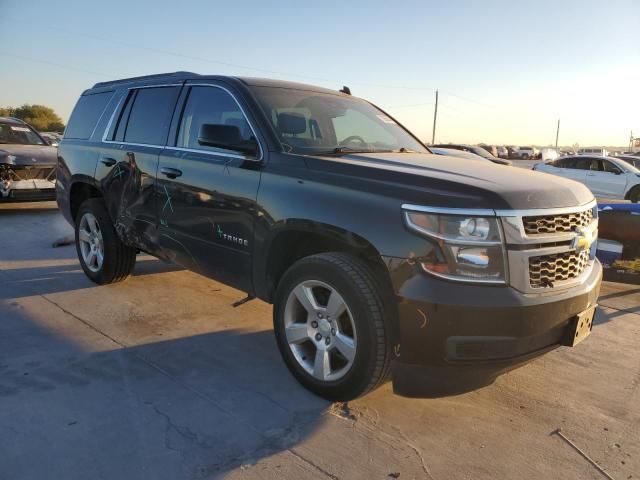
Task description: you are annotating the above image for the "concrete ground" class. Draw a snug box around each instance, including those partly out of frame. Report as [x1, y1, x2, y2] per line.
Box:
[1, 201, 638, 480]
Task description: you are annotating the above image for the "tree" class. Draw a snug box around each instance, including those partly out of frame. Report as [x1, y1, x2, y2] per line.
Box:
[0, 104, 65, 133]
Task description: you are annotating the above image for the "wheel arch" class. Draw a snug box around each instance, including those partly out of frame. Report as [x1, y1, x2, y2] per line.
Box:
[255, 220, 393, 304]
[69, 178, 104, 222]
[625, 184, 640, 201]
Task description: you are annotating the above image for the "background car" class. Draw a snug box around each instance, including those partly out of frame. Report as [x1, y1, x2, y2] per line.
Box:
[478, 144, 498, 157]
[540, 147, 559, 162]
[39, 132, 61, 146]
[516, 146, 539, 159]
[578, 147, 609, 156]
[533, 155, 640, 202]
[496, 146, 509, 158]
[429, 147, 492, 162]
[0, 117, 57, 201]
[617, 155, 640, 169]
[431, 143, 512, 165]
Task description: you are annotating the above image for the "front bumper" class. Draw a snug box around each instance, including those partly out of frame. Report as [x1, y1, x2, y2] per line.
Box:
[0, 179, 56, 202]
[384, 257, 602, 397]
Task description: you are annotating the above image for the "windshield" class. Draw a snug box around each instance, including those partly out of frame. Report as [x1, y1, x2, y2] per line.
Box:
[0, 122, 45, 145]
[250, 86, 428, 155]
[615, 157, 640, 173]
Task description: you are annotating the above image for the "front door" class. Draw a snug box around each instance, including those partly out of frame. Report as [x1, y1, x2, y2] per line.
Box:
[585, 159, 628, 198]
[156, 84, 263, 292]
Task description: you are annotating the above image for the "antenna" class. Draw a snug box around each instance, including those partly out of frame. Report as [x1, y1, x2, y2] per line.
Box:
[340, 86, 351, 95]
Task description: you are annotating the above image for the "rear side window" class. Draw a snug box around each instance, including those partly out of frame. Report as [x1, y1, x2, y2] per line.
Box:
[65, 91, 113, 139]
[121, 87, 180, 145]
[555, 157, 577, 168]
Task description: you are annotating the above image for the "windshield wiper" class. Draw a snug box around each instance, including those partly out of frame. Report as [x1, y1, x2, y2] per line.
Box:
[317, 146, 374, 156]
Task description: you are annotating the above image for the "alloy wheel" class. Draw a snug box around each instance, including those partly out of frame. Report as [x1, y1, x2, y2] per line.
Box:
[283, 280, 357, 381]
[78, 212, 104, 273]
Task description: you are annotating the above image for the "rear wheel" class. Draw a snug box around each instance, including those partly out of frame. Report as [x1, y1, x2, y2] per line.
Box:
[273, 252, 391, 401]
[629, 186, 640, 203]
[75, 198, 136, 284]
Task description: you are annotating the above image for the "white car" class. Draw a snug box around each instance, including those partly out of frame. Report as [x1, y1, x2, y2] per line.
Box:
[516, 146, 539, 159]
[533, 155, 640, 202]
[578, 147, 609, 156]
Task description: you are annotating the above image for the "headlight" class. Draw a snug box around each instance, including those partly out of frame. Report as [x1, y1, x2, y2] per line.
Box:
[403, 209, 508, 284]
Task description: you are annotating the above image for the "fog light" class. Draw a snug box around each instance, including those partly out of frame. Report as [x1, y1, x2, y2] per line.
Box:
[456, 247, 490, 268]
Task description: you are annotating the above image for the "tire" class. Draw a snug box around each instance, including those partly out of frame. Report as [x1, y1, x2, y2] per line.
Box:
[273, 252, 391, 401]
[629, 186, 640, 203]
[75, 198, 136, 284]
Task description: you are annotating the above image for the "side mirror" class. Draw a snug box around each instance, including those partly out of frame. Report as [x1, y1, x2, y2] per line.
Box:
[197, 124, 259, 158]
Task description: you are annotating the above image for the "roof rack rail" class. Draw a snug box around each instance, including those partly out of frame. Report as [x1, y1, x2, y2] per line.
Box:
[1, 117, 27, 124]
[92, 71, 198, 89]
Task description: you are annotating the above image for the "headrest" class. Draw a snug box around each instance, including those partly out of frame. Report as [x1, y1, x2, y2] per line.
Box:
[277, 112, 306, 135]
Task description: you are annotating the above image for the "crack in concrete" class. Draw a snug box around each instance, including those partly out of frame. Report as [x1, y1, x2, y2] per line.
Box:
[288, 449, 340, 480]
[328, 402, 436, 480]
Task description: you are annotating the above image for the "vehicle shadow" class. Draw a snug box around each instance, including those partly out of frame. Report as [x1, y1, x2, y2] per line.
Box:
[0, 315, 329, 479]
[0, 257, 185, 300]
[0, 201, 59, 215]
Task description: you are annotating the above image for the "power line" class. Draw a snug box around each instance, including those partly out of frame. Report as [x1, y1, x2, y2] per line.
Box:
[5, 21, 499, 109]
[42, 25, 441, 92]
[0, 52, 108, 77]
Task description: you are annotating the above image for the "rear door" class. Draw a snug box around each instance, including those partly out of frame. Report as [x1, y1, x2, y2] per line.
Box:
[95, 85, 181, 252]
[545, 157, 588, 183]
[155, 82, 263, 292]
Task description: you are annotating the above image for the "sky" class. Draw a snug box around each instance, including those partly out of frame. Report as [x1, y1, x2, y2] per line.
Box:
[0, 0, 638, 147]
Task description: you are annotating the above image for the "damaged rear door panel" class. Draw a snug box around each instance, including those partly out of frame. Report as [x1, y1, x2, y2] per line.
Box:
[95, 85, 181, 255]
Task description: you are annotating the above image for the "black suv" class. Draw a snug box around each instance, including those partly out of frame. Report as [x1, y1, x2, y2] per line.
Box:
[57, 72, 602, 400]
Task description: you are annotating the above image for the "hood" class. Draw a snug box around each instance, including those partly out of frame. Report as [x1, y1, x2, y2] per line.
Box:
[306, 152, 594, 210]
[0, 144, 58, 166]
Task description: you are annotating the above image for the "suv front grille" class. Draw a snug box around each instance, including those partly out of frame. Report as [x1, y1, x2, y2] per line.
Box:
[523, 209, 593, 235]
[529, 249, 590, 288]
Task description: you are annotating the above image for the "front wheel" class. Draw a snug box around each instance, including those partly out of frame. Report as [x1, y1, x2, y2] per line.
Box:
[629, 186, 640, 203]
[273, 252, 391, 401]
[75, 198, 136, 284]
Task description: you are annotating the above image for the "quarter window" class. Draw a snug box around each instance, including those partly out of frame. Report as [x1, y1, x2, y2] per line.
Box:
[65, 91, 113, 140]
[176, 86, 255, 155]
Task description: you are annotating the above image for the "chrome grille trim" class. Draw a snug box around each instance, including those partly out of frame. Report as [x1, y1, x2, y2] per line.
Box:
[529, 249, 590, 288]
[523, 209, 593, 235]
[499, 200, 598, 293]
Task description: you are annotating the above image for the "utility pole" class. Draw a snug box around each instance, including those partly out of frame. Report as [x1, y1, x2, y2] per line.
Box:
[555, 119, 560, 149]
[431, 89, 439, 144]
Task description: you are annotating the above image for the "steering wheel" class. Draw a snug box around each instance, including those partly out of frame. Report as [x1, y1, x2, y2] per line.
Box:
[339, 135, 368, 147]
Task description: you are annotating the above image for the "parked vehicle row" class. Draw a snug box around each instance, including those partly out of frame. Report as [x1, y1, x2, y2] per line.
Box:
[57, 71, 601, 400]
[430, 143, 512, 165]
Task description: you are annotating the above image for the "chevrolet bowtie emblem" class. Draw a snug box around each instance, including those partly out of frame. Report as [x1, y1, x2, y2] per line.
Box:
[571, 227, 594, 252]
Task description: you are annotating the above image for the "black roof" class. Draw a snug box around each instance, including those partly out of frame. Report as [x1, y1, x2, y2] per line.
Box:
[91, 72, 343, 96]
[0, 117, 27, 125]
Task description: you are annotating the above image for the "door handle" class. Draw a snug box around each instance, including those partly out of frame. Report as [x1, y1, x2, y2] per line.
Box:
[586, 172, 596, 176]
[101, 157, 117, 167]
[160, 167, 183, 179]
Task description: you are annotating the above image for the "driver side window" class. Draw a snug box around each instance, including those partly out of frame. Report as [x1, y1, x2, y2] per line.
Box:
[177, 86, 254, 155]
[603, 161, 622, 174]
